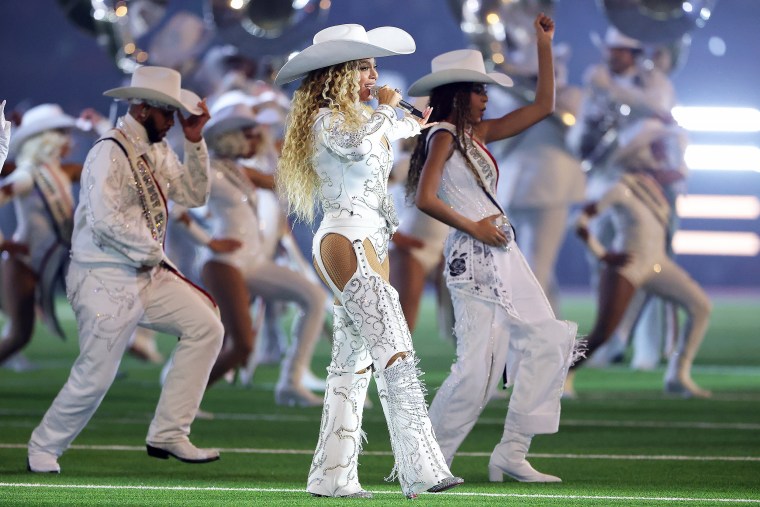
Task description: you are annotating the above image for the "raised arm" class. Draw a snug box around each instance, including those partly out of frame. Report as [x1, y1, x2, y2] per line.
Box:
[478, 14, 556, 143]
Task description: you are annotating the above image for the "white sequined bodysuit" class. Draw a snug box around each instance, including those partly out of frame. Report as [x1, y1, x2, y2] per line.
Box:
[311, 104, 420, 293]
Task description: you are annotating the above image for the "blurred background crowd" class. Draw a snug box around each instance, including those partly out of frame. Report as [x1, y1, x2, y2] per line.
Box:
[1, 0, 757, 291]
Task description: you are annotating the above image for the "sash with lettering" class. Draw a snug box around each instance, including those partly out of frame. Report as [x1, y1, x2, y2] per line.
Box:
[34, 162, 74, 340]
[101, 128, 168, 245]
[96, 128, 218, 310]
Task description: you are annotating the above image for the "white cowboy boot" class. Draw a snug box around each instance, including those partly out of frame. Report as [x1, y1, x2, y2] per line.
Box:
[27, 451, 60, 473]
[306, 370, 372, 498]
[338, 242, 462, 498]
[489, 431, 561, 483]
[146, 440, 220, 463]
[374, 355, 463, 498]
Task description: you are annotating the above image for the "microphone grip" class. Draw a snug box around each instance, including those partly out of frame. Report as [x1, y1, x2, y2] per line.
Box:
[398, 99, 424, 119]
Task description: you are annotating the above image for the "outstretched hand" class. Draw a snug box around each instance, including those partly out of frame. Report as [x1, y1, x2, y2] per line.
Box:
[534, 13, 555, 43]
[415, 106, 437, 130]
[178, 99, 211, 143]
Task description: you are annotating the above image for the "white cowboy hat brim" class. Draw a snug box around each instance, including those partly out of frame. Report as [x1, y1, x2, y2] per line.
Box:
[104, 86, 203, 115]
[274, 27, 415, 86]
[204, 116, 259, 140]
[9, 115, 78, 156]
[408, 69, 513, 97]
[590, 30, 643, 51]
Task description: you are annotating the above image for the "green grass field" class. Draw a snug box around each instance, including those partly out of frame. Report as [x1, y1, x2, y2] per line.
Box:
[1, 293, 759, 506]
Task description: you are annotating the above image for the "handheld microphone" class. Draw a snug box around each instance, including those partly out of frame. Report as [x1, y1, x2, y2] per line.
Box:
[370, 86, 424, 119]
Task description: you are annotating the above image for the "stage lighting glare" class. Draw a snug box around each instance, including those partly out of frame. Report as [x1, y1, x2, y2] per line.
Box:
[684, 145, 760, 172]
[676, 195, 760, 220]
[672, 106, 760, 132]
[673, 231, 760, 256]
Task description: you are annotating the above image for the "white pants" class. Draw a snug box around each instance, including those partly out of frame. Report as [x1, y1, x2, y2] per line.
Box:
[29, 261, 223, 458]
[429, 245, 576, 463]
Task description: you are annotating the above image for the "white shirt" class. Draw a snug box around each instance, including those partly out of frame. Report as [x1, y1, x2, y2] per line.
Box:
[71, 114, 210, 267]
[313, 104, 420, 233]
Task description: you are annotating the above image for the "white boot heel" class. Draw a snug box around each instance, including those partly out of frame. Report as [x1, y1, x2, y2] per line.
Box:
[488, 463, 504, 482]
[489, 432, 561, 483]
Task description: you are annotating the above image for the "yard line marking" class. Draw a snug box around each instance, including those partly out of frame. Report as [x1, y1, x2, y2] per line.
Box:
[1, 483, 759, 503]
[496, 418, 760, 431]
[4, 408, 759, 431]
[1, 443, 759, 462]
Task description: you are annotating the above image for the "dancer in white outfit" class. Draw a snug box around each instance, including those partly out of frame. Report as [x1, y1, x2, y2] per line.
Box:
[568, 27, 678, 368]
[27, 67, 223, 473]
[0, 104, 81, 364]
[408, 14, 578, 483]
[194, 102, 327, 406]
[570, 118, 711, 398]
[275, 24, 462, 499]
[0, 101, 29, 257]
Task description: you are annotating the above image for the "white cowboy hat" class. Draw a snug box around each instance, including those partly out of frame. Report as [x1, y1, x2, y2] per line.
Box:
[591, 27, 643, 51]
[209, 90, 285, 126]
[614, 118, 687, 162]
[274, 24, 415, 86]
[104, 66, 203, 115]
[407, 49, 513, 97]
[203, 103, 260, 140]
[9, 103, 78, 156]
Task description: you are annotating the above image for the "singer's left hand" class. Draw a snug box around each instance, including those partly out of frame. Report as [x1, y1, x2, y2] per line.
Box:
[413, 106, 437, 129]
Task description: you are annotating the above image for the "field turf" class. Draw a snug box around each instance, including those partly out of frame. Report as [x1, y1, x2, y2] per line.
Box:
[1, 293, 758, 506]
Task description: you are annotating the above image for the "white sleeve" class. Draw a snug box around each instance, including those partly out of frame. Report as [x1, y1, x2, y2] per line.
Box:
[154, 138, 211, 208]
[315, 105, 397, 161]
[82, 141, 164, 266]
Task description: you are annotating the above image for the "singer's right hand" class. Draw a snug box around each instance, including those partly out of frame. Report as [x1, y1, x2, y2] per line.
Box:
[416, 107, 437, 129]
[375, 85, 401, 108]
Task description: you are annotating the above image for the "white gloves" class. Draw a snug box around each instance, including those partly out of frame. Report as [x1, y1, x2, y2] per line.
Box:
[0, 100, 11, 168]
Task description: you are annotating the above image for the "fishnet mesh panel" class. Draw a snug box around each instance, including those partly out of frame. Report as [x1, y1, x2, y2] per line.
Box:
[313, 234, 389, 300]
[314, 233, 406, 368]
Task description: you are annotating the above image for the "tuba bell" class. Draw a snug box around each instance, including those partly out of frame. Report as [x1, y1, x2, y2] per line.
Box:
[599, 0, 717, 43]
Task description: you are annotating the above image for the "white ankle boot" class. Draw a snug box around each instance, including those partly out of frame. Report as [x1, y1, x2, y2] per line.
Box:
[146, 440, 220, 463]
[307, 371, 371, 497]
[27, 451, 60, 473]
[489, 432, 561, 483]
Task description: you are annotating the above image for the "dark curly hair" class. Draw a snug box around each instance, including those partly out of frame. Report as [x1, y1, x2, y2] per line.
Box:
[406, 82, 477, 203]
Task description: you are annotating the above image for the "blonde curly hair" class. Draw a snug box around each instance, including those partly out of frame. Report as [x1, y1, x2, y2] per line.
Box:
[276, 60, 363, 224]
[17, 130, 70, 166]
